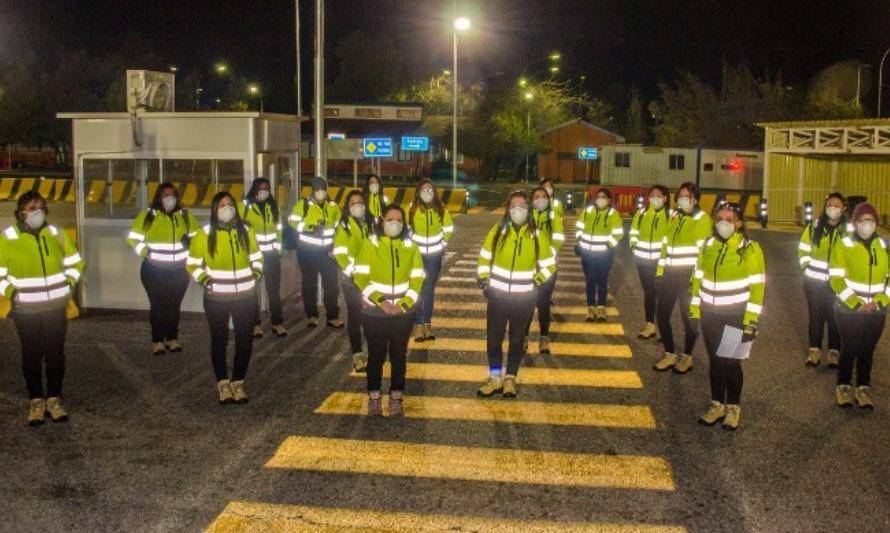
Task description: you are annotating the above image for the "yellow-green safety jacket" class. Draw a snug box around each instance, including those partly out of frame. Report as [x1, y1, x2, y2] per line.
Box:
[127, 209, 198, 266]
[408, 204, 454, 255]
[367, 192, 389, 220]
[288, 198, 341, 248]
[657, 209, 713, 275]
[829, 234, 890, 310]
[630, 206, 672, 261]
[478, 223, 556, 298]
[690, 233, 766, 326]
[240, 200, 282, 254]
[551, 196, 565, 220]
[532, 206, 565, 252]
[575, 205, 624, 252]
[333, 216, 371, 277]
[187, 224, 263, 298]
[353, 234, 424, 312]
[0, 224, 84, 310]
[797, 220, 847, 282]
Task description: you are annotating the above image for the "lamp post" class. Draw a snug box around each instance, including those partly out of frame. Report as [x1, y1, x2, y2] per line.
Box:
[314, 0, 325, 178]
[294, 0, 302, 190]
[452, 16, 470, 189]
[524, 90, 534, 183]
[247, 84, 263, 112]
[878, 48, 890, 118]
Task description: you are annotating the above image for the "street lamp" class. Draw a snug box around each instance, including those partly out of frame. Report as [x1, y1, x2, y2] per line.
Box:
[549, 52, 561, 61]
[524, 91, 534, 182]
[168, 65, 178, 73]
[878, 48, 890, 118]
[518, 78, 528, 88]
[214, 62, 228, 75]
[452, 16, 470, 189]
[247, 83, 263, 112]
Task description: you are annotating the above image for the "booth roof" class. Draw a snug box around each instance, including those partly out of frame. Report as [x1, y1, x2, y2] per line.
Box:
[56, 111, 302, 122]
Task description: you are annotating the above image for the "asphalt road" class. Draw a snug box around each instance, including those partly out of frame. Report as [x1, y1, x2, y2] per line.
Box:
[1, 213, 888, 532]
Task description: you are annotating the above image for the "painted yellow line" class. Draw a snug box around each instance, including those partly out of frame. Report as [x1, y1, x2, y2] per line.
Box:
[440, 276, 587, 289]
[351, 362, 643, 388]
[316, 392, 656, 429]
[448, 267, 586, 279]
[265, 436, 675, 491]
[454, 259, 584, 271]
[428, 317, 625, 336]
[207, 501, 688, 532]
[435, 286, 586, 299]
[434, 300, 620, 316]
[410, 337, 630, 357]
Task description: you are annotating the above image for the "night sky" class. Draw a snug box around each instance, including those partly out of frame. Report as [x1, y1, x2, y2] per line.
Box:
[2, 0, 889, 112]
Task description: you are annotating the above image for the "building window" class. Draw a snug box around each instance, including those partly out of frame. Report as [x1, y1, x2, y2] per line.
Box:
[396, 108, 421, 120]
[355, 107, 382, 118]
[615, 152, 630, 168]
[324, 107, 340, 117]
[703, 163, 714, 172]
[669, 154, 685, 170]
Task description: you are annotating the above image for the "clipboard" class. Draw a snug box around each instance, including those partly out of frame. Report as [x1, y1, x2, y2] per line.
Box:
[716, 326, 752, 360]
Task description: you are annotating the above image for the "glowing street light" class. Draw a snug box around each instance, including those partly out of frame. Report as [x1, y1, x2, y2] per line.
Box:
[214, 62, 228, 74]
[443, 69, 451, 76]
[247, 83, 263, 112]
[549, 52, 561, 61]
[451, 16, 471, 188]
[550, 65, 560, 74]
[518, 78, 528, 88]
[524, 91, 534, 101]
[454, 17, 471, 31]
[168, 65, 178, 73]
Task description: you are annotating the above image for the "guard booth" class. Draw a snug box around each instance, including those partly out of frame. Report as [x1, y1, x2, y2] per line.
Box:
[55, 111, 301, 312]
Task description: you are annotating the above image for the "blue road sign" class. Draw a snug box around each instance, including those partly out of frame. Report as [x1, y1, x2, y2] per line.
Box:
[363, 138, 393, 158]
[401, 136, 430, 152]
[578, 147, 598, 160]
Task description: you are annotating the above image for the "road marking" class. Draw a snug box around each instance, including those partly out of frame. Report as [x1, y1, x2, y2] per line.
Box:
[434, 300, 619, 316]
[207, 501, 687, 532]
[428, 317, 626, 337]
[440, 276, 587, 289]
[435, 286, 589, 299]
[455, 259, 584, 271]
[351, 363, 643, 388]
[316, 392, 656, 429]
[448, 266, 586, 279]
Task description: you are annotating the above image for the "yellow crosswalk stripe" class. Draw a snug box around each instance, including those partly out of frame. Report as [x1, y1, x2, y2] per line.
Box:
[440, 276, 587, 289]
[436, 286, 584, 299]
[351, 363, 643, 388]
[429, 317, 626, 336]
[410, 337, 630, 357]
[208, 501, 687, 532]
[434, 300, 619, 316]
[448, 267, 586, 279]
[454, 259, 584, 271]
[316, 392, 656, 429]
[265, 436, 676, 491]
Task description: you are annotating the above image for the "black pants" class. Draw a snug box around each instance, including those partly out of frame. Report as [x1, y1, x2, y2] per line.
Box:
[204, 294, 257, 382]
[14, 307, 67, 399]
[701, 309, 745, 404]
[363, 311, 415, 392]
[140, 260, 189, 342]
[415, 253, 443, 325]
[836, 308, 886, 386]
[297, 245, 339, 320]
[580, 249, 614, 306]
[803, 279, 840, 350]
[525, 276, 557, 337]
[656, 269, 697, 355]
[255, 252, 283, 326]
[636, 259, 658, 323]
[487, 294, 536, 376]
[342, 280, 364, 354]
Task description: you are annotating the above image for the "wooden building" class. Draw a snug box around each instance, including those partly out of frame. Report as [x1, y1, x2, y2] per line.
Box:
[537, 119, 625, 183]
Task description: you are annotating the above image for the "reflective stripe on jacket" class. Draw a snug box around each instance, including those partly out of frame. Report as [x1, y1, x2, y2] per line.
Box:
[367, 192, 389, 221]
[240, 200, 282, 254]
[477, 223, 556, 297]
[288, 198, 341, 248]
[798, 220, 847, 282]
[657, 210, 712, 275]
[690, 233, 766, 326]
[333, 216, 370, 276]
[575, 206, 623, 253]
[0, 224, 84, 310]
[532, 207, 565, 252]
[353, 234, 424, 312]
[630, 206, 672, 261]
[187, 224, 263, 298]
[408, 204, 454, 255]
[127, 209, 198, 265]
[829, 235, 890, 310]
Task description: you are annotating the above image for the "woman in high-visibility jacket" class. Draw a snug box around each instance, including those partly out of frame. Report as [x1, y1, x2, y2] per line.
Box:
[653, 182, 712, 374]
[362, 174, 389, 223]
[574, 187, 623, 322]
[690, 202, 765, 431]
[187, 192, 263, 405]
[540, 178, 564, 221]
[829, 202, 889, 410]
[0, 191, 84, 425]
[407, 179, 453, 342]
[798, 192, 847, 368]
[353, 204, 424, 417]
[127, 182, 198, 355]
[524, 186, 564, 354]
[240, 178, 287, 339]
[288, 176, 343, 328]
[333, 189, 373, 373]
[629, 185, 671, 339]
[477, 191, 557, 398]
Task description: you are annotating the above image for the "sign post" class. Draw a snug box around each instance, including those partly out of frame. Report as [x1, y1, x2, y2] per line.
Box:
[578, 146, 598, 185]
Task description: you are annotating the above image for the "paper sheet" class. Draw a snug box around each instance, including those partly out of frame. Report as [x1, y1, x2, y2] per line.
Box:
[716, 326, 752, 360]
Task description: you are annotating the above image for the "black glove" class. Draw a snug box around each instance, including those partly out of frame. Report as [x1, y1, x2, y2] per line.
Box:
[742, 324, 758, 343]
[574, 244, 581, 256]
[688, 317, 700, 336]
[477, 278, 488, 290]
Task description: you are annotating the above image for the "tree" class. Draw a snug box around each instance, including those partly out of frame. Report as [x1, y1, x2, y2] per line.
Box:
[623, 88, 645, 143]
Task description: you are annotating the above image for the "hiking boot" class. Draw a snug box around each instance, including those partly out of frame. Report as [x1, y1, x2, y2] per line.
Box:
[165, 339, 183, 352]
[539, 335, 551, 355]
[826, 349, 840, 368]
[352, 352, 368, 373]
[27, 398, 46, 426]
[586, 306, 596, 322]
[424, 323, 436, 341]
[231, 380, 248, 404]
[654, 353, 678, 371]
[217, 379, 235, 405]
[673, 353, 694, 374]
[638, 322, 657, 339]
[151, 342, 166, 355]
[596, 306, 607, 322]
[855, 386, 874, 410]
[326, 319, 345, 329]
[306, 317, 319, 328]
[368, 392, 383, 416]
[502, 375, 518, 398]
[413, 324, 426, 342]
[698, 401, 726, 426]
[252, 325, 264, 338]
[45, 397, 69, 423]
[389, 391, 404, 417]
[477, 377, 504, 398]
[272, 324, 288, 337]
[805, 347, 821, 367]
[835, 385, 854, 408]
[722, 404, 741, 430]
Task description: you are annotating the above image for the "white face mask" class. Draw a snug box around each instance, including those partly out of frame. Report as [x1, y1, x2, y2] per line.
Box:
[384, 220, 403, 238]
[594, 197, 609, 210]
[313, 190, 327, 202]
[349, 204, 366, 219]
[649, 197, 664, 210]
[369, 183, 380, 195]
[420, 189, 435, 203]
[716, 220, 735, 240]
[857, 221, 876, 240]
[825, 206, 842, 221]
[509, 206, 528, 225]
[677, 196, 693, 212]
[256, 190, 270, 202]
[217, 205, 236, 224]
[533, 198, 549, 212]
[25, 209, 45, 229]
[161, 196, 177, 212]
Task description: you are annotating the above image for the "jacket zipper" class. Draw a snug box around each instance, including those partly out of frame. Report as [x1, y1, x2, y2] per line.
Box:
[228, 230, 238, 282]
[509, 227, 521, 293]
[390, 240, 397, 296]
[34, 232, 48, 281]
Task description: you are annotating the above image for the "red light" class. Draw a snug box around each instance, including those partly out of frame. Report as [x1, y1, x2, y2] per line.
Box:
[730, 159, 743, 171]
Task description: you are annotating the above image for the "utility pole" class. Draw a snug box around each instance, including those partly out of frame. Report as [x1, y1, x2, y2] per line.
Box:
[878, 48, 890, 118]
[313, 0, 325, 178]
[294, 0, 302, 191]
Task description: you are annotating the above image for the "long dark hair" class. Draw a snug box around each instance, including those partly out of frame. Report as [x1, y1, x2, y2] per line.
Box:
[208, 192, 249, 258]
[530, 186, 552, 233]
[244, 177, 279, 222]
[361, 174, 382, 199]
[15, 191, 48, 224]
[339, 189, 373, 235]
[676, 182, 701, 214]
[813, 192, 846, 247]
[491, 190, 538, 254]
[374, 204, 410, 240]
[143, 182, 181, 230]
[409, 178, 445, 226]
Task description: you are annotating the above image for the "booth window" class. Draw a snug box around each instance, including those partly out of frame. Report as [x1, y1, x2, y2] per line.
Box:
[669, 154, 685, 170]
[82, 159, 149, 219]
[615, 152, 631, 168]
[703, 163, 714, 172]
